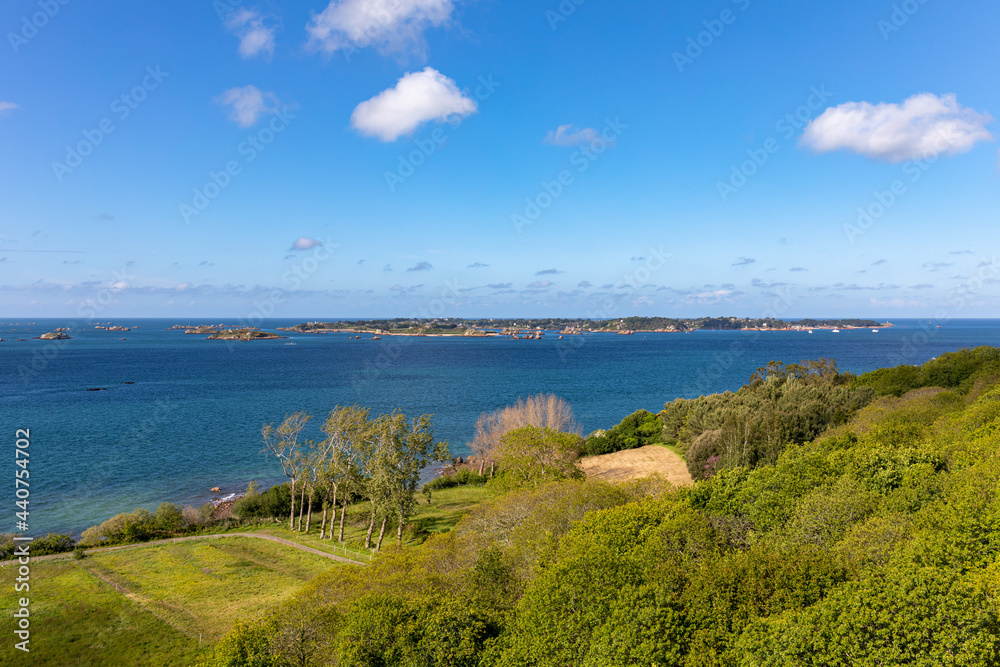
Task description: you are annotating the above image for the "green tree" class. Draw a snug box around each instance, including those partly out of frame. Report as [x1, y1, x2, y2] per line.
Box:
[493, 425, 582, 489]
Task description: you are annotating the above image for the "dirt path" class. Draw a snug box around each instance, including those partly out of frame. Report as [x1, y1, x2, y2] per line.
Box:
[578, 444, 693, 486]
[0, 532, 367, 568]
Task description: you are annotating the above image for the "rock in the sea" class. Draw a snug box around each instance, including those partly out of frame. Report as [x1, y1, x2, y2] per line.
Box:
[210, 486, 221, 492]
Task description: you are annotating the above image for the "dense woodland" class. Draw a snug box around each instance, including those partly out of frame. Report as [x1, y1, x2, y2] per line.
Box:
[190, 346, 1000, 666]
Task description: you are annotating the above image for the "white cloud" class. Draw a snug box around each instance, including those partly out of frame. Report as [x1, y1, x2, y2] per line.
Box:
[216, 86, 279, 127]
[801, 93, 993, 163]
[0, 102, 18, 114]
[351, 68, 476, 141]
[544, 124, 598, 147]
[226, 9, 276, 59]
[306, 0, 455, 58]
[291, 236, 324, 251]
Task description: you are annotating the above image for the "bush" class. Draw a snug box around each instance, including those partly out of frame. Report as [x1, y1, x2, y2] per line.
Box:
[154, 502, 185, 532]
[233, 483, 293, 520]
[32, 533, 76, 556]
[687, 430, 722, 480]
[424, 469, 489, 492]
[72, 545, 86, 560]
[581, 410, 663, 457]
[79, 508, 157, 546]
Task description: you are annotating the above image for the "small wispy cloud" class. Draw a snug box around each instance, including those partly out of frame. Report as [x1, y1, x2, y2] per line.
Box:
[732, 257, 756, 267]
[923, 261, 954, 272]
[578, 281, 592, 288]
[527, 280, 553, 289]
[789, 267, 808, 272]
[872, 259, 887, 266]
[0, 101, 19, 115]
[535, 268, 563, 275]
[305, 0, 455, 59]
[467, 262, 489, 269]
[910, 284, 935, 289]
[290, 236, 324, 251]
[487, 283, 512, 289]
[225, 9, 276, 59]
[544, 124, 598, 147]
[407, 261, 433, 272]
[383, 264, 393, 272]
[217, 85, 280, 127]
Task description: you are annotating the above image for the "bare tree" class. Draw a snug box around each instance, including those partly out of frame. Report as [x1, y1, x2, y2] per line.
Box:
[261, 412, 311, 531]
[471, 394, 580, 475]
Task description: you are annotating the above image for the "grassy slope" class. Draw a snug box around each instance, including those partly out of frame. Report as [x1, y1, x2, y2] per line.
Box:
[0, 485, 492, 666]
[1, 538, 336, 665]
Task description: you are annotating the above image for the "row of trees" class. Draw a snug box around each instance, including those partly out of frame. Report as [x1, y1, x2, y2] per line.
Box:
[261, 406, 449, 551]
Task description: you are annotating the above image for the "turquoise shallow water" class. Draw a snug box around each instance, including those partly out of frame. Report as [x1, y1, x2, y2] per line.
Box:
[3, 317, 1000, 535]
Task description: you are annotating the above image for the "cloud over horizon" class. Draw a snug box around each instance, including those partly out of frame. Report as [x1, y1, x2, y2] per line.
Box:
[801, 93, 993, 163]
[351, 68, 476, 141]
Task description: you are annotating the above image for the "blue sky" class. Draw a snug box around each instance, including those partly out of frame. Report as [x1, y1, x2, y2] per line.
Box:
[1, 0, 998, 319]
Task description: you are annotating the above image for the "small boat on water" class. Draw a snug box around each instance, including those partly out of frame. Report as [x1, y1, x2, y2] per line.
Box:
[808, 329, 814, 334]
[285, 342, 296, 345]
[832, 329, 841, 333]
[872, 329, 879, 333]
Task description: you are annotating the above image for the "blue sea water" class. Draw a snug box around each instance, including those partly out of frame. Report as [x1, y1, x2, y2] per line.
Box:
[2, 317, 1000, 535]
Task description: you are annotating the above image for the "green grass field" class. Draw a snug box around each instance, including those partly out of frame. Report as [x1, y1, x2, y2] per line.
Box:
[0, 484, 492, 665]
[1, 538, 337, 665]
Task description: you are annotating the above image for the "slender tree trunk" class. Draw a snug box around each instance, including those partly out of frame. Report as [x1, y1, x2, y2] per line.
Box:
[305, 487, 314, 533]
[288, 478, 296, 531]
[478, 460, 484, 475]
[297, 484, 306, 531]
[327, 487, 338, 540]
[376, 516, 387, 551]
[319, 503, 327, 540]
[365, 509, 375, 549]
[397, 512, 404, 544]
[490, 460, 495, 477]
[339, 498, 348, 542]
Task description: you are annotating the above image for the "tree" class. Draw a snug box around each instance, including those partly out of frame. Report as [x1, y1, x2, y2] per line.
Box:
[493, 425, 582, 488]
[471, 394, 581, 475]
[320, 405, 371, 541]
[367, 412, 450, 549]
[261, 411, 311, 531]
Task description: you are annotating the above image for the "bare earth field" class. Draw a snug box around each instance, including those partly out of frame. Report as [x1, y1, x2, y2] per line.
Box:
[579, 445, 693, 486]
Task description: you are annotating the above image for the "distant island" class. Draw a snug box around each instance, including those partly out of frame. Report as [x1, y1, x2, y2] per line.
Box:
[280, 317, 891, 337]
[205, 329, 286, 341]
[39, 331, 72, 340]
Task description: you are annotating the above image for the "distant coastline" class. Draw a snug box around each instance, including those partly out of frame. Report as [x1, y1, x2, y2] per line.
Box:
[277, 317, 893, 338]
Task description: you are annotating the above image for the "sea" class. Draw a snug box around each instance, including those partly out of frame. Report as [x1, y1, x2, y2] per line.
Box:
[3, 317, 1000, 536]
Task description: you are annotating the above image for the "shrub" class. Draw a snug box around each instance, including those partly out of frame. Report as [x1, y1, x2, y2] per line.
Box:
[581, 410, 663, 457]
[233, 483, 293, 520]
[32, 533, 76, 556]
[154, 502, 185, 532]
[687, 430, 722, 480]
[424, 469, 489, 492]
[79, 508, 156, 546]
